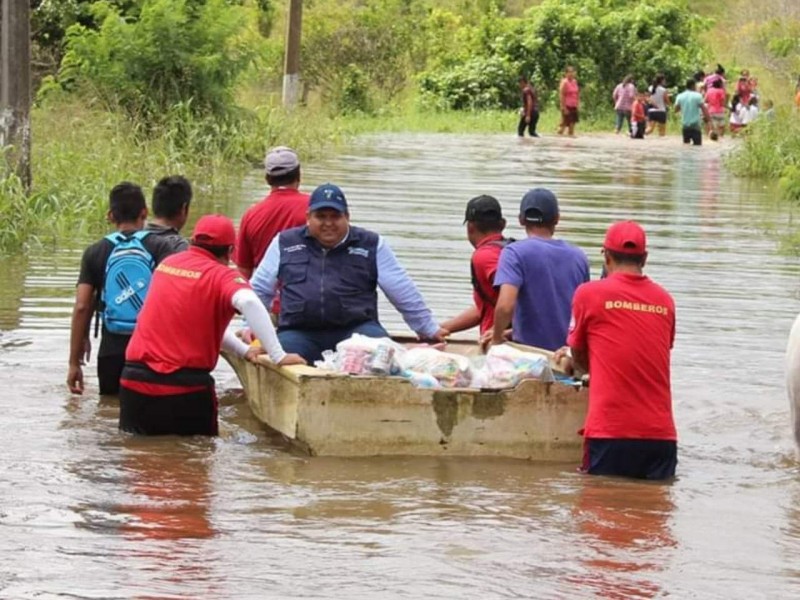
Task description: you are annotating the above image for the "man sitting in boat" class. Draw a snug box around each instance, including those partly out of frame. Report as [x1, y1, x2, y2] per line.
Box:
[250, 183, 448, 363]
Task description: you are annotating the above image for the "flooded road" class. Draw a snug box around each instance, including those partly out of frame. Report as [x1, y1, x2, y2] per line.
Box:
[2, 133, 800, 598]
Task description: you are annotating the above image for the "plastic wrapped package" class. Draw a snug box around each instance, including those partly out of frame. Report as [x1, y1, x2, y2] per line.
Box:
[469, 344, 554, 388]
[314, 335, 404, 375]
[396, 347, 472, 388]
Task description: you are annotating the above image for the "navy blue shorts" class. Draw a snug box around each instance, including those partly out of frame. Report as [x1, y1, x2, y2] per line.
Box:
[582, 438, 677, 480]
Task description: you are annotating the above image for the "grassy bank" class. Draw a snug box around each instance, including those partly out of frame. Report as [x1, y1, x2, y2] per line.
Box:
[0, 97, 346, 253]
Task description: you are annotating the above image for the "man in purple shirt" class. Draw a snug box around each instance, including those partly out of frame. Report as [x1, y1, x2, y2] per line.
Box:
[491, 188, 589, 351]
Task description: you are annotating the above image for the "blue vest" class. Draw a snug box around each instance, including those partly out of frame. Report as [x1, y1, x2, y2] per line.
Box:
[278, 226, 380, 329]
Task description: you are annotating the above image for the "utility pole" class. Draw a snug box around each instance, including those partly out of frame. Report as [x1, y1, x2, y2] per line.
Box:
[0, 0, 32, 190]
[282, 0, 302, 108]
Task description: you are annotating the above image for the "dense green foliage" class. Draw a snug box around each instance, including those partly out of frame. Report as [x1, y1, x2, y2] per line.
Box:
[57, 0, 262, 120]
[420, 0, 708, 111]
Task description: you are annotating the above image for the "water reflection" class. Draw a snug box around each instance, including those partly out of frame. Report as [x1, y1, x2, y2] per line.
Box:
[571, 478, 675, 599]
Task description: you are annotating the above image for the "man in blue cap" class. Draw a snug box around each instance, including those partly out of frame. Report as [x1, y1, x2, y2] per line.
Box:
[491, 188, 589, 351]
[250, 183, 447, 363]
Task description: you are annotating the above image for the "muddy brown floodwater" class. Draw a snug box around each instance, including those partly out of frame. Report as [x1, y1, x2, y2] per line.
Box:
[2, 133, 800, 598]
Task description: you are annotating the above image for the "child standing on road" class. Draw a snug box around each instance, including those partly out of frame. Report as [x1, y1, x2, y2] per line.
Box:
[630, 89, 648, 139]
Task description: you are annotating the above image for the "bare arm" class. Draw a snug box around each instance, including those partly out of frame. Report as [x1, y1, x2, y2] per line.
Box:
[492, 284, 518, 345]
[441, 306, 481, 335]
[67, 284, 94, 394]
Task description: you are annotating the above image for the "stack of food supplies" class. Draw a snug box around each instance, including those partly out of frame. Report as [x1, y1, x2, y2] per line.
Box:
[314, 335, 554, 390]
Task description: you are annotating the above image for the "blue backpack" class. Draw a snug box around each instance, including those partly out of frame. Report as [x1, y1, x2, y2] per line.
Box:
[100, 230, 155, 334]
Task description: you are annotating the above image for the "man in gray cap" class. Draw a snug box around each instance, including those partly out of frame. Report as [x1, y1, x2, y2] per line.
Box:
[491, 188, 589, 351]
[234, 146, 309, 280]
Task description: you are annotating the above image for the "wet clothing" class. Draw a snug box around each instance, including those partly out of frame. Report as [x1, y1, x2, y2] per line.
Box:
[517, 84, 539, 137]
[234, 188, 309, 274]
[705, 87, 727, 116]
[567, 271, 677, 442]
[276, 226, 380, 330]
[582, 438, 677, 480]
[494, 237, 589, 351]
[121, 246, 284, 436]
[252, 226, 438, 351]
[144, 222, 188, 253]
[119, 362, 218, 436]
[470, 233, 507, 335]
[76, 231, 175, 394]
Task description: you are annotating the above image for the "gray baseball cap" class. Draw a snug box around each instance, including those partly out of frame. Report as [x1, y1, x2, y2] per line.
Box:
[519, 188, 559, 224]
[264, 146, 300, 176]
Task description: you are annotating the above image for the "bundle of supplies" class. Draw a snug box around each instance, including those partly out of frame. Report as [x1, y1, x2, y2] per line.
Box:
[469, 344, 554, 388]
[314, 334, 403, 376]
[396, 347, 472, 388]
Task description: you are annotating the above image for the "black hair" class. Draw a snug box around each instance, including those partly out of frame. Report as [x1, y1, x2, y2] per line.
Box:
[191, 241, 231, 258]
[266, 166, 301, 188]
[712, 78, 723, 89]
[109, 182, 146, 223]
[473, 219, 505, 234]
[152, 175, 192, 219]
[651, 73, 666, 89]
[715, 63, 725, 76]
[731, 94, 741, 111]
[693, 70, 705, 82]
[606, 249, 646, 266]
[685, 79, 697, 91]
[518, 75, 528, 84]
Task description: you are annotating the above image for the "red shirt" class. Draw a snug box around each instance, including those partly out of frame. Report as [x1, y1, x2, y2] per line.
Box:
[472, 233, 505, 334]
[631, 99, 646, 122]
[234, 188, 309, 272]
[126, 247, 251, 373]
[567, 272, 676, 441]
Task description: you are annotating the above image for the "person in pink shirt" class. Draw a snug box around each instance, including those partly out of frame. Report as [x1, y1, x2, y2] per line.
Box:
[612, 75, 636, 134]
[557, 66, 580, 137]
[704, 78, 727, 139]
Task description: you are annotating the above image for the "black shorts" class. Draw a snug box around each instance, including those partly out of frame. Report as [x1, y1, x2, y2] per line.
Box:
[682, 126, 702, 146]
[97, 353, 126, 395]
[119, 362, 218, 436]
[582, 438, 677, 480]
[648, 110, 667, 124]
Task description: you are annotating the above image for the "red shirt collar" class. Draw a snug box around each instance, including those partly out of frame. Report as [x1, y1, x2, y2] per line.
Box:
[475, 232, 505, 249]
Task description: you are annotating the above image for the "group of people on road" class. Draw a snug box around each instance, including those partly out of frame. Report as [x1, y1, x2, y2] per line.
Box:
[67, 145, 679, 481]
[518, 64, 773, 147]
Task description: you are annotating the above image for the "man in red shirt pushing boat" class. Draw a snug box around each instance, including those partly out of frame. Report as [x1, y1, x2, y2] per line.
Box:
[555, 221, 678, 480]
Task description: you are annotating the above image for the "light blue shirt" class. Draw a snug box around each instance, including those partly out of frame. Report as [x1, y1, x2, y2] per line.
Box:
[251, 229, 439, 337]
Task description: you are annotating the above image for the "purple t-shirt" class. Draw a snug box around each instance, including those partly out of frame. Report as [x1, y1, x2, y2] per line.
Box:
[495, 236, 590, 350]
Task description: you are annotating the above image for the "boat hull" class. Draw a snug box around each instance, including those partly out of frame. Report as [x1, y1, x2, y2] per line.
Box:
[222, 349, 588, 461]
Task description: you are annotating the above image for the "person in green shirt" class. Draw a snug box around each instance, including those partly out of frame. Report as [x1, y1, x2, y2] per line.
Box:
[674, 79, 710, 146]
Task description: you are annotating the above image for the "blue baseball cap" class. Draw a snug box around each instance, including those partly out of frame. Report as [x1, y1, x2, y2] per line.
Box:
[309, 183, 349, 213]
[519, 188, 559, 224]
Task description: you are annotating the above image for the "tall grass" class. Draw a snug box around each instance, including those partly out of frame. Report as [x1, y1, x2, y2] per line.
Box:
[0, 96, 345, 254]
[725, 109, 800, 202]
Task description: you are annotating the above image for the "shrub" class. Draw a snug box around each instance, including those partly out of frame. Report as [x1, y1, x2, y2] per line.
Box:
[57, 0, 264, 121]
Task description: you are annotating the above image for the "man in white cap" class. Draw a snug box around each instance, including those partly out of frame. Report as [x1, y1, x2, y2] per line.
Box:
[491, 188, 589, 351]
[235, 146, 309, 279]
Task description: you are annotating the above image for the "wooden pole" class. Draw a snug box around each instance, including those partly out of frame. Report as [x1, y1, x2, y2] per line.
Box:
[0, 0, 32, 190]
[282, 0, 302, 108]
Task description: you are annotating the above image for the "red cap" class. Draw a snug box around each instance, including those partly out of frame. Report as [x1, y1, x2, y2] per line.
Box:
[191, 214, 236, 247]
[603, 220, 647, 255]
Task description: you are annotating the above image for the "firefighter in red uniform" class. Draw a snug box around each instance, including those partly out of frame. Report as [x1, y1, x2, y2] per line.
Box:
[119, 214, 305, 436]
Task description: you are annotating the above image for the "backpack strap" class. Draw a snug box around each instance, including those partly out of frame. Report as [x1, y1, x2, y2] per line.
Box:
[470, 237, 513, 305]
